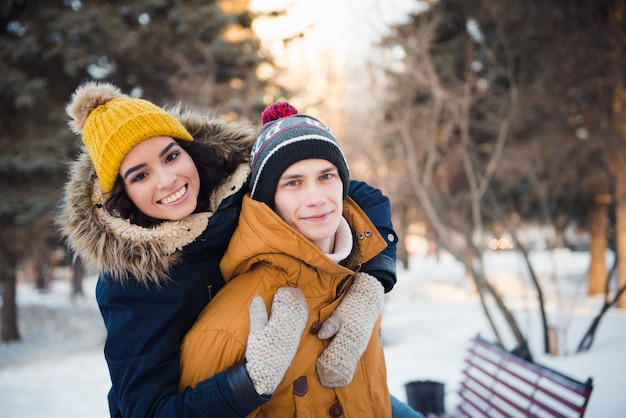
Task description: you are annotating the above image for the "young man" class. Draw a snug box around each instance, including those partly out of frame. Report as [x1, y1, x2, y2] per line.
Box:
[179, 102, 392, 417]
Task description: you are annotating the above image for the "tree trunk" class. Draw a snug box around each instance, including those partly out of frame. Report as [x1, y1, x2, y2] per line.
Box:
[616, 170, 626, 309]
[588, 197, 610, 295]
[397, 204, 410, 270]
[72, 257, 85, 298]
[577, 255, 624, 352]
[516, 241, 550, 354]
[471, 268, 504, 346]
[34, 259, 50, 292]
[0, 265, 20, 342]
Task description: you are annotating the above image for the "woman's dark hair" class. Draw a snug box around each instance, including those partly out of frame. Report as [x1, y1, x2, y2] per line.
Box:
[104, 139, 246, 227]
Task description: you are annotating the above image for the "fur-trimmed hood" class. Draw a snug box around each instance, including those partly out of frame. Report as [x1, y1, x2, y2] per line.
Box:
[57, 105, 256, 285]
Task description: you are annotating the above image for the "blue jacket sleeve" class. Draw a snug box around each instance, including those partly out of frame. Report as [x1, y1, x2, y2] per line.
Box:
[96, 275, 267, 418]
[347, 180, 398, 292]
[183, 361, 270, 417]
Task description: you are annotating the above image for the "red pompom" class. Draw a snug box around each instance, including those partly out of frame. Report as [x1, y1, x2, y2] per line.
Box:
[261, 102, 298, 124]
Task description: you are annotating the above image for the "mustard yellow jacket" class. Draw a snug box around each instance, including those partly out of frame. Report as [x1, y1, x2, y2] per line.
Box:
[179, 195, 391, 417]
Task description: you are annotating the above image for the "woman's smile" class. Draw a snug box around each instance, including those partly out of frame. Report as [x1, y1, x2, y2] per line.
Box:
[159, 185, 189, 205]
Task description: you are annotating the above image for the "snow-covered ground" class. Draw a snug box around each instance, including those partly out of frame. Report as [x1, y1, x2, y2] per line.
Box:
[0, 249, 624, 417]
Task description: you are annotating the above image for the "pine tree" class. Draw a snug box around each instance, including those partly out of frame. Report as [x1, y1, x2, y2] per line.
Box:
[0, 0, 271, 341]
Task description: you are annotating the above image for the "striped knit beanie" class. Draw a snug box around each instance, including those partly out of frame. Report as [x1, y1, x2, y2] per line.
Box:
[249, 102, 350, 206]
[66, 82, 193, 193]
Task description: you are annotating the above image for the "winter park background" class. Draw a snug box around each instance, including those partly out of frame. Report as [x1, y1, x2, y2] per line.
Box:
[1, 248, 625, 417]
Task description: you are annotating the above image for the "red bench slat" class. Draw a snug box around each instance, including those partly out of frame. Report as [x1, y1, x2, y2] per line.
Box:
[456, 336, 593, 418]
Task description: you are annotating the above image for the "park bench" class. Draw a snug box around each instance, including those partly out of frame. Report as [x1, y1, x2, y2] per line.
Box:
[456, 335, 594, 417]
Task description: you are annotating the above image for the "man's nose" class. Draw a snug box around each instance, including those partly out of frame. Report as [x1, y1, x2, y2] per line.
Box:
[304, 184, 325, 206]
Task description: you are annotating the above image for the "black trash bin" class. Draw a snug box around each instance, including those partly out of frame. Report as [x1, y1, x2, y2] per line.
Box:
[405, 380, 445, 416]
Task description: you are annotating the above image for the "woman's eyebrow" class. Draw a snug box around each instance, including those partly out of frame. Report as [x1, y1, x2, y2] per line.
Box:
[123, 163, 146, 181]
[159, 142, 177, 158]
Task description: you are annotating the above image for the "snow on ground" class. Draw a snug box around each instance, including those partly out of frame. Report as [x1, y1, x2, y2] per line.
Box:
[0, 249, 625, 417]
[0, 278, 110, 417]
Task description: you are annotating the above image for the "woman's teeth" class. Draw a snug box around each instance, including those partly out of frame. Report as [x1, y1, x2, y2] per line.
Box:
[160, 186, 186, 204]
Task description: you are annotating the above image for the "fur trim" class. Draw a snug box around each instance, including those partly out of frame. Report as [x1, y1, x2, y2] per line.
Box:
[66, 82, 126, 134]
[58, 109, 255, 286]
[165, 103, 256, 159]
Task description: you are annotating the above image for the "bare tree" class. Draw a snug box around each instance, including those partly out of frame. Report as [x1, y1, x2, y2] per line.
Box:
[577, 255, 626, 352]
[375, 9, 534, 350]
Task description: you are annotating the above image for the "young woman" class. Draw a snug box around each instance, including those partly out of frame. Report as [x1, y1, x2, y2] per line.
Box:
[58, 82, 399, 417]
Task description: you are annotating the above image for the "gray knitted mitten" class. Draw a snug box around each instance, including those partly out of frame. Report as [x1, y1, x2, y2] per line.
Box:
[316, 272, 384, 387]
[245, 287, 309, 395]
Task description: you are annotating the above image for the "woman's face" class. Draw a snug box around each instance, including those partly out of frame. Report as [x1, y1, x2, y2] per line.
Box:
[119, 136, 200, 221]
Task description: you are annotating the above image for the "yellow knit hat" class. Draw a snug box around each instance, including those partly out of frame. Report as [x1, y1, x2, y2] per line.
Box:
[66, 82, 193, 193]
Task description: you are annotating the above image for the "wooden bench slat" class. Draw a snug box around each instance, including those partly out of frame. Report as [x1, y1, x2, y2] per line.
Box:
[466, 347, 585, 416]
[460, 382, 513, 417]
[456, 336, 594, 418]
[472, 338, 593, 397]
[461, 370, 531, 416]
[458, 386, 495, 417]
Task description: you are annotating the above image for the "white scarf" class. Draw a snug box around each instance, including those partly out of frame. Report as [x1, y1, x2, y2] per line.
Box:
[325, 217, 352, 263]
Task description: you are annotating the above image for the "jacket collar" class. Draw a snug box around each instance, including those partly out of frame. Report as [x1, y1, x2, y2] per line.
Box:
[221, 195, 387, 288]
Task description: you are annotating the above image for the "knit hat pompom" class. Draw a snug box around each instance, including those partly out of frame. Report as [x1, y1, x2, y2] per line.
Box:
[261, 101, 298, 125]
[66, 82, 126, 135]
[66, 82, 193, 193]
[250, 101, 350, 206]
